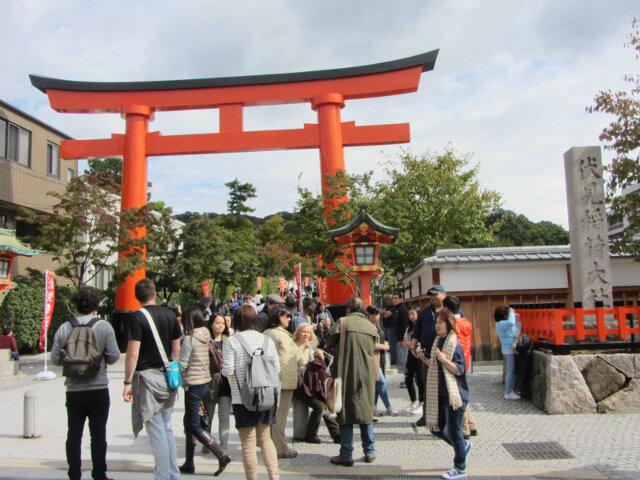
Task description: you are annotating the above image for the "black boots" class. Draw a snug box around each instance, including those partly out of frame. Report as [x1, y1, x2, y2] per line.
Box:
[179, 435, 197, 474]
[195, 431, 233, 476]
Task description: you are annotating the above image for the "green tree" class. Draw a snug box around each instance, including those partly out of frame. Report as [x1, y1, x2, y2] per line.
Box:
[375, 147, 501, 272]
[589, 18, 640, 259]
[85, 157, 123, 188]
[20, 174, 163, 289]
[225, 178, 257, 217]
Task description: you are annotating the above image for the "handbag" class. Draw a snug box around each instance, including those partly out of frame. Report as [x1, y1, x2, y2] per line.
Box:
[208, 340, 223, 374]
[139, 308, 182, 390]
[325, 317, 346, 414]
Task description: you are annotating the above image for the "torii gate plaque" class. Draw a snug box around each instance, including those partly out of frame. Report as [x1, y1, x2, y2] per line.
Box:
[30, 50, 438, 314]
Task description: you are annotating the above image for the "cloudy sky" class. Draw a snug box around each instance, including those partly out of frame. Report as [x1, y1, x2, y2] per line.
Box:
[3, 1, 638, 227]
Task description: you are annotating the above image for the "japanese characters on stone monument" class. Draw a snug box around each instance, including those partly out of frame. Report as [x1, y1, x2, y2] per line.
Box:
[564, 146, 613, 309]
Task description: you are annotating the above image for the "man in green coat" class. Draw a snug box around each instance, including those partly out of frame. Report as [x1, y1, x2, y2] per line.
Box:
[326, 296, 378, 466]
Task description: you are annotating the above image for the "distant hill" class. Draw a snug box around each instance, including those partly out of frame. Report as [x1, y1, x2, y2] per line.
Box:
[174, 211, 293, 227]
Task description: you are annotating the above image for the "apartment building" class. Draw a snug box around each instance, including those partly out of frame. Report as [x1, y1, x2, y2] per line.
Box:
[0, 99, 78, 281]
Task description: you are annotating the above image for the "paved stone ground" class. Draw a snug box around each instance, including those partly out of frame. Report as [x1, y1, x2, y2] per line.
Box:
[0, 355, 638, 479]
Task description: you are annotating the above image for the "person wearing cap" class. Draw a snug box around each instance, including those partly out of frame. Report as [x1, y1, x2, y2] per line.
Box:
[198, 296, 213, 323]
[411, 284, 446, 426]
[257, 293, 285, 332]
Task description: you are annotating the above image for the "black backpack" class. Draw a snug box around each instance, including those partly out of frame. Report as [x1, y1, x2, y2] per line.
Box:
[61, 317, 103, 379]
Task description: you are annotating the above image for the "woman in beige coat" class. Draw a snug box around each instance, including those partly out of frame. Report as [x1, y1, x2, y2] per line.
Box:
[264, 306, 300, 458]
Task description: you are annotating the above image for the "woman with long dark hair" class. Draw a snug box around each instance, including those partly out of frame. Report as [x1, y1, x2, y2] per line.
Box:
[202, 314, 232, 454]
[421, 310, 471, 480]
[178, 306, 232, 476]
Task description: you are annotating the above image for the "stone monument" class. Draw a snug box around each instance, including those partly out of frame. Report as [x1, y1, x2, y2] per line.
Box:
[564, 146, 613, 308]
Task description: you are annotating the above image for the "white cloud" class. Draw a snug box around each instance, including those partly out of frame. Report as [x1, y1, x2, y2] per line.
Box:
[3, 0, 638, 228]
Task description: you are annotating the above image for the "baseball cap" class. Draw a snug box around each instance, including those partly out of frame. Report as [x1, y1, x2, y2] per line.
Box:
[427, 285, 446, 294]
[267, 293, 285, 304]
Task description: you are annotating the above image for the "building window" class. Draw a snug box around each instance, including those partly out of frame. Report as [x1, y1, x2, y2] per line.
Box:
[0, 214, 6, 227]
[67, 168, 74, 183]
[0, 259, 10, 279]
[47, 142, 60, 177]
[1, 118, 31, 167]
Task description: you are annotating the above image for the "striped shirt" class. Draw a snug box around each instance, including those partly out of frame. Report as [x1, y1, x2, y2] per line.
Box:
[221, 330, 280, 405]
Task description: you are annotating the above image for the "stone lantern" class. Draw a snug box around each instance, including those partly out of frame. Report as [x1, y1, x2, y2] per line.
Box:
[328, 207, 399, 307]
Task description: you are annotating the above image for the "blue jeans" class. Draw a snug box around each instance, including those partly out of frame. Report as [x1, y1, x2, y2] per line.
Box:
[442, 401, 468, 472]
[339, 423, 375, 459]
[374, 368, 391, 409]
[504, 352, 517, 394]
[397, 342, 408, 366]
[145, 407, 180, 480]
[183, 383, 208, 437]
[384, 327, 397, 364]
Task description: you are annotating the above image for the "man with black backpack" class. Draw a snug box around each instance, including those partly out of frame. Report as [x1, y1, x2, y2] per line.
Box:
[50, 286, 120, 480]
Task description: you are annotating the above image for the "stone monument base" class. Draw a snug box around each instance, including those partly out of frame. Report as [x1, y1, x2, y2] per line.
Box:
[529, 350, 640, 414]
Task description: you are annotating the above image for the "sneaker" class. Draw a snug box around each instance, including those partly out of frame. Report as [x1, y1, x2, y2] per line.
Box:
[386, 407, 398, 417]
[442, 468, 467, 479]
[504, 392, 521, 400]
[374, 409, 385, 417]
[411, 404, 423, 415]
[399, 381, 407, 389]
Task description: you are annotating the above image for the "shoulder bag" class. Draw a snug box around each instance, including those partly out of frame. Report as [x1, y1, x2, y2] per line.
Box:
[139, 308, 182, 389]
[325, 318, 346, 414]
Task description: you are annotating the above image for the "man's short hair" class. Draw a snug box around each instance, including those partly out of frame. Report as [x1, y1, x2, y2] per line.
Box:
[443, 295, 460, 314]
[134, 278, 156, 303]
[71, 286, 101, 314]
[494, 305, 510, 322]
[2, 327, 12, 336]
[346, 296, 365, 314]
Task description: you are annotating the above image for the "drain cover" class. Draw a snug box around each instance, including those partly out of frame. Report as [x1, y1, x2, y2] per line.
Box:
[502, 441, 574, 460]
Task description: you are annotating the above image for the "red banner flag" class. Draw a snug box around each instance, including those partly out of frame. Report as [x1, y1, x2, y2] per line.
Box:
[39, 270, 55, 350]
[257, 277, 262, 292]
[202, 280, 211, 298]
[278, 277, 286, 294]
[294, 264, 303, 312]
[317, 277, 328, 304]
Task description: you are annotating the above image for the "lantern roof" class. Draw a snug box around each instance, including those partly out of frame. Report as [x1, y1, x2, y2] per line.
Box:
[0, 229, 40, 257]
[328, 207, 399, 245]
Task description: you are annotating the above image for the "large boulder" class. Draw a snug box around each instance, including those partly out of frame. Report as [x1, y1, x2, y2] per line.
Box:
[597, 378, 640, 413]
[572, 354, 594, 372]
[599, 354, 635, 379]
[529, 351, 548, 410]
[545, 355, 596, 414]
[582, 357, 627, 402]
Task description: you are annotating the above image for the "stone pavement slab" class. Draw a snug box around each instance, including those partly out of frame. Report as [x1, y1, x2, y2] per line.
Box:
[0, 355, 638, 479]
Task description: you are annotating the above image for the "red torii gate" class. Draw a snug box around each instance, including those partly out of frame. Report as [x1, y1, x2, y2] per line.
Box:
[30, 50, 438, 313]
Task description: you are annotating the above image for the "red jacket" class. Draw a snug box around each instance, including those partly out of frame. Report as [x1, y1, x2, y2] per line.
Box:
[455, 316, 472, 370]
[0, 335, 17, 352]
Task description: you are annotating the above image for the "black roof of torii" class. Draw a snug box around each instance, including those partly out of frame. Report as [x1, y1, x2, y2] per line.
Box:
[30, 50, 438, 93]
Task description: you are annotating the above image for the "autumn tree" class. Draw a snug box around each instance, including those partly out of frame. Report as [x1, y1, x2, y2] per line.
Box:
[589, 18, 640, 259]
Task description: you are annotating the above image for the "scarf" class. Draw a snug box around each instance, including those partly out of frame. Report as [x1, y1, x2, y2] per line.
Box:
[426, 331, 463, 431]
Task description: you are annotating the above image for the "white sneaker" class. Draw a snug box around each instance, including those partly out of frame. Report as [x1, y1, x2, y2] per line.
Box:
[442, 468, 467, 479]
[411, 404, 423, 415]
[504, 392, 521, 400]
[400, 403, 416, 413]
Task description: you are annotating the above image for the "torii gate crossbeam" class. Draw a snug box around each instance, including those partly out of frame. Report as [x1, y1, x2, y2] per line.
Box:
[30, 49, 438, 314]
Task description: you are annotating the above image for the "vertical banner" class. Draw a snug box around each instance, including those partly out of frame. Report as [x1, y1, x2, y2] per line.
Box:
[317, 277, 328, 304]
[303, 277, 310, 287]
[278, 277, 286, 295]
[39, 270, 55, 350]
[257, 277, 262, 292]
[294, 263, 303, 312]
[202, 280, 211, 298]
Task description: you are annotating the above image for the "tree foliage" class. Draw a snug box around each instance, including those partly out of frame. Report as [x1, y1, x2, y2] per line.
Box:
[479, 209, 569, 247]
[588, 18, 640, 259]
[19, 174, 167, 289]
[85, 157, 123, 188]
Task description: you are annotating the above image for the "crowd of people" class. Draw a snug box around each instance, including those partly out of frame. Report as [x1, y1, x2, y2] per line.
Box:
[47, 279, 523, 480]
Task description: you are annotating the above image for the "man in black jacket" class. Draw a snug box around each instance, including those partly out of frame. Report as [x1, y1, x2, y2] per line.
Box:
[392, 293, 410, 366]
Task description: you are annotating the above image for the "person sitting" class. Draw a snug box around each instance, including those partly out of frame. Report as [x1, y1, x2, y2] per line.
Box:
[0, 328, 19, 361]
[292, 323, 340, 444]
